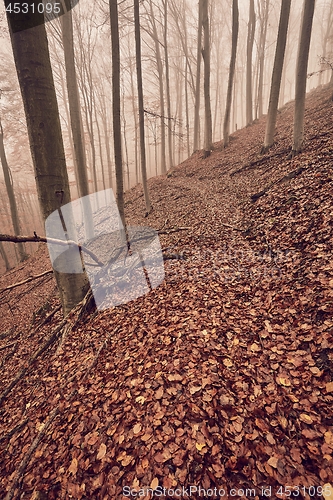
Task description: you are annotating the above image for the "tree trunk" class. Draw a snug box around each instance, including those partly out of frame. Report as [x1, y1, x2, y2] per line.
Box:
[246, 0, 256, 125]
[193, 0, 203, 152]
[223, 0, 239, 147]
[5, 2, 90, 316]
[148, 1, 167, 175]
[134, 0, 151, 214]
[60, 9, 94, 238]
[292, 0, 316, 155]
[110, 0, 125, 227]
[163, 0, 174, 171]
[0, 119, 28, 262]
[0, 241, 10, 272]
[263, 0, 291, 151]
[202, 0, 212, 157]
[257, 0, 270, 119]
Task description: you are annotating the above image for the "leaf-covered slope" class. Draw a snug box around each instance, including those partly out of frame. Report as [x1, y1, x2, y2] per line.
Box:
[0, 84, 332, 499]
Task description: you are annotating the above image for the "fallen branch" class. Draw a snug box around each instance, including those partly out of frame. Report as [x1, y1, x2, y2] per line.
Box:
[0, 418, 29, 444]
[221, 223, 247, 232]
[0, 341, 17, 351]
[4, 408, 60, 500]
[35, 305, 62, 328]
[158, 227, 191, 235]
[0, 270, 53, 293]
[0, 320, 66, 407]
[0, 234, 104, 267]
[230, 148, 290, 176]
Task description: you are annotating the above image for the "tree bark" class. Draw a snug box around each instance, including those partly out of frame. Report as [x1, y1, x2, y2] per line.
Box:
[110, 0, 126, 228]
[193, 0, 203, 152]
[202, 0, 212, 157]
[223, 0, 239, 147]
[292, 0, 316, 154]
[148, 0, 167, 175]
[263, 0, 291, 151]
[5, 1, 90, 316]
[134, 0, 151, 214]
[246, 0, 256, 125]
[0, 119, 27, 262]
[60, 8, 94, 239]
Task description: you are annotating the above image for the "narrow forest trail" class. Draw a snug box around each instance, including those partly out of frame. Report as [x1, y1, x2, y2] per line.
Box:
[0, 84, 333, 499]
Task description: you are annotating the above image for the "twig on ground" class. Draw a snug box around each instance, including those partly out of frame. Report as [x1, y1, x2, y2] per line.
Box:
[0, 418, 29, 444]
[158, 227, 191, 235]
[0, 342, 17, 351]
[4, 408, 60, 500]
[0, 270, 53, 294]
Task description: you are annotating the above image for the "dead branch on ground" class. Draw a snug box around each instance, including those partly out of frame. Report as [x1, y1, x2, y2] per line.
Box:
[251, 166, 305, 202]
[0, 270, 53, 294]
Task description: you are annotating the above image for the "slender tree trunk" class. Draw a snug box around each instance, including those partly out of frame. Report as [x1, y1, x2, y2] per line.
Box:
[246, 0, 256, 125]
[163, 0, 173, 171]
[263, 0, 291, 151]
[134, 0, 151, 214]
[292, 0, 316, 155]
[5, 3, 90, 315]
[149, 1, 167, 175]
[193, 0, 203, 152]
[184, 57, 190, 158]
[0, 120, 28, 261]
[202, 0, 212, 157]
[223, 0, 239, 147]
[257, 0, 270, 119]
[110, 0, 125, 227]
[60, 9, 94, 238]
[0, 240, 10, 271]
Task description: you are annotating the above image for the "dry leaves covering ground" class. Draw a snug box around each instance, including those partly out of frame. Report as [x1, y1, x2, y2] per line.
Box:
[0, 84, 333, 499]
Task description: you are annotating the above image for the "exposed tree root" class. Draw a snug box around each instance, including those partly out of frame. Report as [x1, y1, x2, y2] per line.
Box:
[251, 166, 305, 202]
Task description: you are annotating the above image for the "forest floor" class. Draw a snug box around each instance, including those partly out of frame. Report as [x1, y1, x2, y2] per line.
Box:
[0, 84, 333, 500]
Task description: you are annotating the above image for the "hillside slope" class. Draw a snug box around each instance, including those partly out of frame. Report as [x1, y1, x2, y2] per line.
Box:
[0, 84, 333, 499]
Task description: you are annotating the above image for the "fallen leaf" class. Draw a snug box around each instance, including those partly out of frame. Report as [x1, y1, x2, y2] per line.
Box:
[68, 458, 78, 476]
[277, 377, 291, 387]
[195, 442, 206, 451]
[133, 423, 142, 435]
[267, 456, 278, 469]
[190, 386, 201, 395]
[150, 478, 159, 490]
[135, 396, 145, 404]
[299, 413, 313, 424]
[155, 387, 164, 399]
[97, 443, 107, 460]
[223, 358, 233, 367]
[323, 484, 333, 500]
[326, 382, 333, 393]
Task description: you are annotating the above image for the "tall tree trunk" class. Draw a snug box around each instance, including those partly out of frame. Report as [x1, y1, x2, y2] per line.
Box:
[134, 0, 151, 214]
[246, 0, 256, 125]
[5, 2, 90, 315]
[292, 0, 316, 155]
[0, 119, 28, 262]
[60, 9, 94, 238]
[202, 0, 212, 157]
[263, 0, 291, 152]
[110, 0, 125, 227]
[148, 1, 167, 175]
[163, 0, 173, 171]
[257, 0, 270, 119]
[184, 57, 190, 158]
[193, 0, 203, 152]
[0, 240, 10, 271]
[223, 0, 239, 147]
